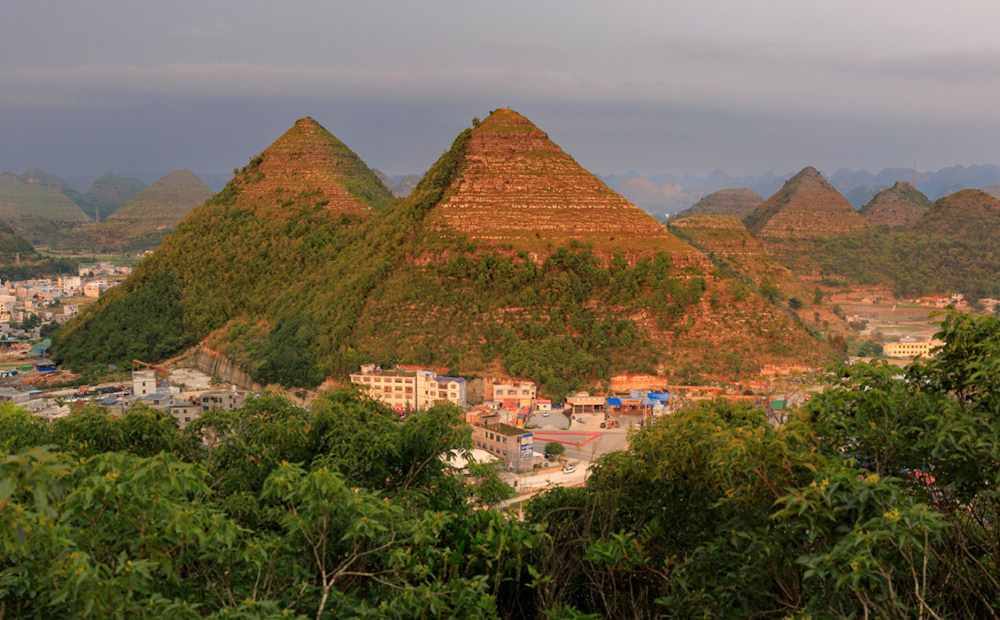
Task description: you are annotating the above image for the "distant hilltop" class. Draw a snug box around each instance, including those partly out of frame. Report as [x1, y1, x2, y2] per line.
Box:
[602, 164, 1000, 218]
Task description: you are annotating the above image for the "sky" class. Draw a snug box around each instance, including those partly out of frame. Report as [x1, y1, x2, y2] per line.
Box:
[2, 0, 1000, 180]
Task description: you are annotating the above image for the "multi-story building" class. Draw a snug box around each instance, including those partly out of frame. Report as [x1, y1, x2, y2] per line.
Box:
[350, 365, 466, 411]
[199, 389, 248, 412]
[491, 381, 536, 410]
[884, 338, 945, 358]
[472, 422, 534, 471]
[132, 370, 160, 397]
[170, 401, 203, 429]
[83, 279, 111, 298]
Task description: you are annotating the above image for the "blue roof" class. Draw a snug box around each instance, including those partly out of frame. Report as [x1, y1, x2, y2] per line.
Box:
[435, 376, 465, 383]
[647, 392, 670, 401]
[142, 393, 172, 402]
[606, 397, 624, 406]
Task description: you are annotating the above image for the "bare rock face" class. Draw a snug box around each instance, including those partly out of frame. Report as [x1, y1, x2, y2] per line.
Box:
[426, 108, 700, 261]
[674, 189, 763, 220]
[745, 166, 868, 239]
[859, 182, 930, 230]
[227, 117, 393, 219]
[670, 215, 765, 257]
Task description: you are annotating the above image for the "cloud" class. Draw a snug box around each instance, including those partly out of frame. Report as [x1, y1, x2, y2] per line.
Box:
[168, 23, 233, 39]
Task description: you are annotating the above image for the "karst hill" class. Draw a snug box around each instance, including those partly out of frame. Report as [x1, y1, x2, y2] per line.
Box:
[745, 166, 868, 239]
[673, 188, 763, 220]
[0, 170, 90, 244]
[58, 170, 215, 252]
[83, 172, 147, 219]
[54, 111, 831, 394]
[859, 181, 930, 229]
[913, 189, 1000, 238]
[423, 108, 698, 261]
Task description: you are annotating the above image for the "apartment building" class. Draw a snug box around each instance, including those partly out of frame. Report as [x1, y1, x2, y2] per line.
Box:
[884, 338, 945, 358]
[491, 381, 536, 410]
[350, 365, 467, 411]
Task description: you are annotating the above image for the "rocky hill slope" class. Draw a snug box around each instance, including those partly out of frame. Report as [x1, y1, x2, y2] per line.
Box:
[54, 111, 830, 393]
[672, 189, 763, 220]
[859, 181, 930, 229]
[745, 166, 868, 239]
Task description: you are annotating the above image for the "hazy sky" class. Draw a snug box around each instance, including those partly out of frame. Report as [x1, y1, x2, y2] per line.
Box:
[2, 0, 1000, 179]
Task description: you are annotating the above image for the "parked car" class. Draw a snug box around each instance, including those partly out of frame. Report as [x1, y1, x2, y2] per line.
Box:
[599, 421, 606, 428]
[542, 410, 549, 417]
[562, 464, 576, 474]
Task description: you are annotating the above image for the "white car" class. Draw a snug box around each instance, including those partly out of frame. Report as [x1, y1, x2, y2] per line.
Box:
[542, 410, 549, 417]
[561, 464, 576, 474]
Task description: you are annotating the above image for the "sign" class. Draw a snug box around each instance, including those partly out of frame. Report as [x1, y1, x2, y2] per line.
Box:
[619, 398, 643, 405]
[518, 433, 533, 459]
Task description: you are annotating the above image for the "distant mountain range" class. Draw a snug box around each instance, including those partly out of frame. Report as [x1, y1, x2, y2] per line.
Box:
[600, 164, 1000, 218]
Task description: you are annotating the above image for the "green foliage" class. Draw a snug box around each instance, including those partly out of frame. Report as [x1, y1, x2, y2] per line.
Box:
[544, 442, 565, 457]
[777, 227, 1000, 299]
[14, 313, 1000, 617]
[0, 257, 76, 281]
[52, 268, 195, 370]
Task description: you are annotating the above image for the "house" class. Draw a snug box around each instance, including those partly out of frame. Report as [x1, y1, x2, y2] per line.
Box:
[34, 359, 57, 372]
[471, 422, 534, 472]
[566, 393, 605, 415]
[490, 381, 536, 410]
[137, 392, 174, 411]
[199, 389, 248, 412]
[169, 401, 203, 429]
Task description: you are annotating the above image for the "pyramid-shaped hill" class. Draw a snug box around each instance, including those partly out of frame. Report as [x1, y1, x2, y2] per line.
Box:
[422, 108, 698, 260]
[224, 117, 393, 217]
[673, 189, 763, 220]
[745, 166, 868, 239]
[59, 170, 215, 252]
[106, 169, 213, 226]
[0, 170, 89, 244]
[86, 172, 146, 217]
[912, 189, 1000, 238]
[53, 117, 394, 374]
[55, 111, 832, 394]
[859, 182, 930, 229]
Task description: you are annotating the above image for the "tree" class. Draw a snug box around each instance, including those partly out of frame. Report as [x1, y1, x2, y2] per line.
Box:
[544, 442, 565, 458]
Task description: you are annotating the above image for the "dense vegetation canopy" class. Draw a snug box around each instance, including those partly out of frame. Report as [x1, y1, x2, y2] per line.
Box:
[11, 312, 1000, 617]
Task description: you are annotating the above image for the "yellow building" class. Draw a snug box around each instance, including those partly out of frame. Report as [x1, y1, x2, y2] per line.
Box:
[490, 381, 536, 409]
[884, 339, 944, 358]
[350, 365, 466, 411]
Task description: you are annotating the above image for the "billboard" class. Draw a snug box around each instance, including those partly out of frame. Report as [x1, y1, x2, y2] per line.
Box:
[519, 433, 533, 459]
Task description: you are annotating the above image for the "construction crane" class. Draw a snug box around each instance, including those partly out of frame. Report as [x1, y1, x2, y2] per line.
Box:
[132, 359, 169, 389]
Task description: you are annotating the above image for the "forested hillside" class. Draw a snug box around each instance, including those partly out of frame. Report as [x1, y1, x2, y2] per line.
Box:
[771, 189, 1000, 299]
[54, 111, 830, 393]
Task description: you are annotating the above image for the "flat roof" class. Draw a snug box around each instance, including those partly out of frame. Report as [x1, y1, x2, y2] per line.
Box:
[434, 376, 465, 383]
[484, 422, 528, 437]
